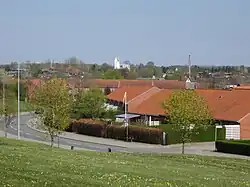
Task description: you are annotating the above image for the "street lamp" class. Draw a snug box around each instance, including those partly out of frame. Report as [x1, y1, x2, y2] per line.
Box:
[17, 62, 20, 139]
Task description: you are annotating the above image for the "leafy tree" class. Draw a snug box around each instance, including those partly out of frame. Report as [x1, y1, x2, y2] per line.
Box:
[72, 88, 107, 119]
[163, 89, 213, 154]
[29, 63, 42, 77]
[10, 62, 18, 69]
[31, 78, 71, 147]
[101, 63, 112, 72]
[0, 70, 17, 137]
[146, 61, 155, 67]
[68, 56, 81, 68]
[101, 69, 123, 79]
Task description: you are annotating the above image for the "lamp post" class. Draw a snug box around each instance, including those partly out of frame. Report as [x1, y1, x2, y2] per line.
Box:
[17, 62, 20, 139]
[2, 70, 6, 137]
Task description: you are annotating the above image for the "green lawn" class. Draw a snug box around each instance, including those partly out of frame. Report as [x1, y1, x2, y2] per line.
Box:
[20, 101, 34, 112]
[0, 138, 250, 187]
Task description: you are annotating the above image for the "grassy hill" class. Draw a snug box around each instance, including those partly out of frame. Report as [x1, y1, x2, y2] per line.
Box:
[0, 138, 250, 187]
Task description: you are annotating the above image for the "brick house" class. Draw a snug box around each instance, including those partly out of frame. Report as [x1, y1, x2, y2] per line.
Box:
[108, 86, 250, 140]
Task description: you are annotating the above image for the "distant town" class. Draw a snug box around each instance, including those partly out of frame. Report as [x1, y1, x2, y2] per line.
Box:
[1, 56, 250, 90]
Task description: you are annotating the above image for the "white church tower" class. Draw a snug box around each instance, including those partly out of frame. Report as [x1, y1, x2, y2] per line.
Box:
[114, 57, 121, 69]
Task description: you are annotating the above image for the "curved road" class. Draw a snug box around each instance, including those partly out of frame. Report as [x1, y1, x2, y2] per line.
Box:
[2, 114, 249, 159]
[4, 114, 129, 153]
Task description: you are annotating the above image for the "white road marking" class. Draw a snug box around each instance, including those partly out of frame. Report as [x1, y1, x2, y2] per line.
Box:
[10, 125, 17, 131]
[25, 132, 33, 136]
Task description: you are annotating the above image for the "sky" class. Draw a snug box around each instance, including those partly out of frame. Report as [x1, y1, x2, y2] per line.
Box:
[0, 0, 250, 66]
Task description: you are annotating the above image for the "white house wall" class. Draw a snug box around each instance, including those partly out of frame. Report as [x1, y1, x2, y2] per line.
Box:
[224, 125, 240, 140]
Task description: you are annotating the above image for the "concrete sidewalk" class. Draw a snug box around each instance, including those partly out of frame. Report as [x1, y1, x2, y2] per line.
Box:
[0, 130, 93, 152]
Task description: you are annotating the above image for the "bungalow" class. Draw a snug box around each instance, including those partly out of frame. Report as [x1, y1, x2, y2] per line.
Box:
[107, 86, 162, 124]
[109, 86, 250, 140]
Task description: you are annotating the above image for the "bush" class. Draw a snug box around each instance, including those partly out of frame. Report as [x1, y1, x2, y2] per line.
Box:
[70, 119, 107, 137]
[160, 124, 226, 144]
[68, 119, 163, 144]
[216, 140, 250, 156]
[106, 125, 163, 144]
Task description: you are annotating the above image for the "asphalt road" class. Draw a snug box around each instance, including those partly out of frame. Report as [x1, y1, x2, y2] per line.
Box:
[1, 114, 129, 153]
[2, 114, 249, 159]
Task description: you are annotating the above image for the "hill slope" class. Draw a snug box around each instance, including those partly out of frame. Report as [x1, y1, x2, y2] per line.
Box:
[0, 138, 250, 187]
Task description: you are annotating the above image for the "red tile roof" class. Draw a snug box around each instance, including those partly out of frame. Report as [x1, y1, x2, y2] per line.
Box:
[130, 89, 250, 121]
[107, 86, 155, 102]
[234, 86, 250, 90]
[82, 79, 187, 89]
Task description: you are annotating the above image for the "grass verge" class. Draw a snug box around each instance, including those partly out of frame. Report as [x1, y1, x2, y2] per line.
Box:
[0, 138, 250, 187]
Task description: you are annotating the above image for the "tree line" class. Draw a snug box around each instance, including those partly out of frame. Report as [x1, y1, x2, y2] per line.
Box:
[1, 57, 249, 81]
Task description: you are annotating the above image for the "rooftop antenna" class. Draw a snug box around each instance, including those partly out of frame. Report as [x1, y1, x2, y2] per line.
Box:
[188, 54, 191, 78]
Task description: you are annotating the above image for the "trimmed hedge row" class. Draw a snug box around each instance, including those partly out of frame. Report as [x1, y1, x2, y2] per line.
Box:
[67, 119, 163, 144]
[216, 140, 250, 156]
[159, 124, 226, 144]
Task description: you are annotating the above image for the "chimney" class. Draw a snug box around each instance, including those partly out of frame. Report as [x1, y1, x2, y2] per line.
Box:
[118, 80, 121, 88]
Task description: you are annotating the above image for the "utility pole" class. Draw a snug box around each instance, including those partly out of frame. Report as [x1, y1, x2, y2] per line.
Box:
[17, 62, 20, 139]
[123, 92, 129, 142]
[2, 71, 6, 137]
[188, 54, 191, 78]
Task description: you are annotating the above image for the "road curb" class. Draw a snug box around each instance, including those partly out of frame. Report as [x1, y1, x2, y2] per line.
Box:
[26, 119, 128, 148]
[26, 119, 47, 134]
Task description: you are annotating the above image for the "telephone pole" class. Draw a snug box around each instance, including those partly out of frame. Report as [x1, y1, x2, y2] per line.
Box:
[17, 62, 20, 139]
[2, 71, 6, 137]
[188, 54, 191, 78]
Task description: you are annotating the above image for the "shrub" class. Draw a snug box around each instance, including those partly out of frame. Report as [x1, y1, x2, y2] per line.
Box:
[160, 124, 226, 144]
[69, 119, 163, 144]
[106, 125, 163, 144]
[216, 140, 250, 156]
[70, 119, 107, 137]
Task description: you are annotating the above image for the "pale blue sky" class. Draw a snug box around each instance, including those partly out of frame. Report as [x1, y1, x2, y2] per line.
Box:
[0, 0, 250, 66]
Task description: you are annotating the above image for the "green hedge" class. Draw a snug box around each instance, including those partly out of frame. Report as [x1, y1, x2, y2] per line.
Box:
[159, 124, 226, 144]
[216, 140, 250, 156]
[68, 119, 163, 144]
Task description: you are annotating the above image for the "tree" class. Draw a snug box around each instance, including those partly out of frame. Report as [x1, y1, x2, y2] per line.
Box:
[72, 88, 107, 119]
[7, 82, 27, 101]
[101, 69, 123, 79]
[31, 78, 71, 147]
[0, 70, 17, 137]
[163, 90, 213, 154]
[29, 63, 42, 77]
[100, 63, 112, 72]
[68, 56, 81, 68]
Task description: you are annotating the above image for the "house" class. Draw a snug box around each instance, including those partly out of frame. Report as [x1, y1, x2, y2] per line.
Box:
[107, 86, 161, 124]
[108, 86, 250, 140]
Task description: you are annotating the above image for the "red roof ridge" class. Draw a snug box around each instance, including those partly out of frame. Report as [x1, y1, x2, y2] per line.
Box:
[127, 86, 161, 104]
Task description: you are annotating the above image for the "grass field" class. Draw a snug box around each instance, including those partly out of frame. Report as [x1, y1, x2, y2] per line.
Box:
[0, 138, 250, 187]
[20, 101, 34, 112]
